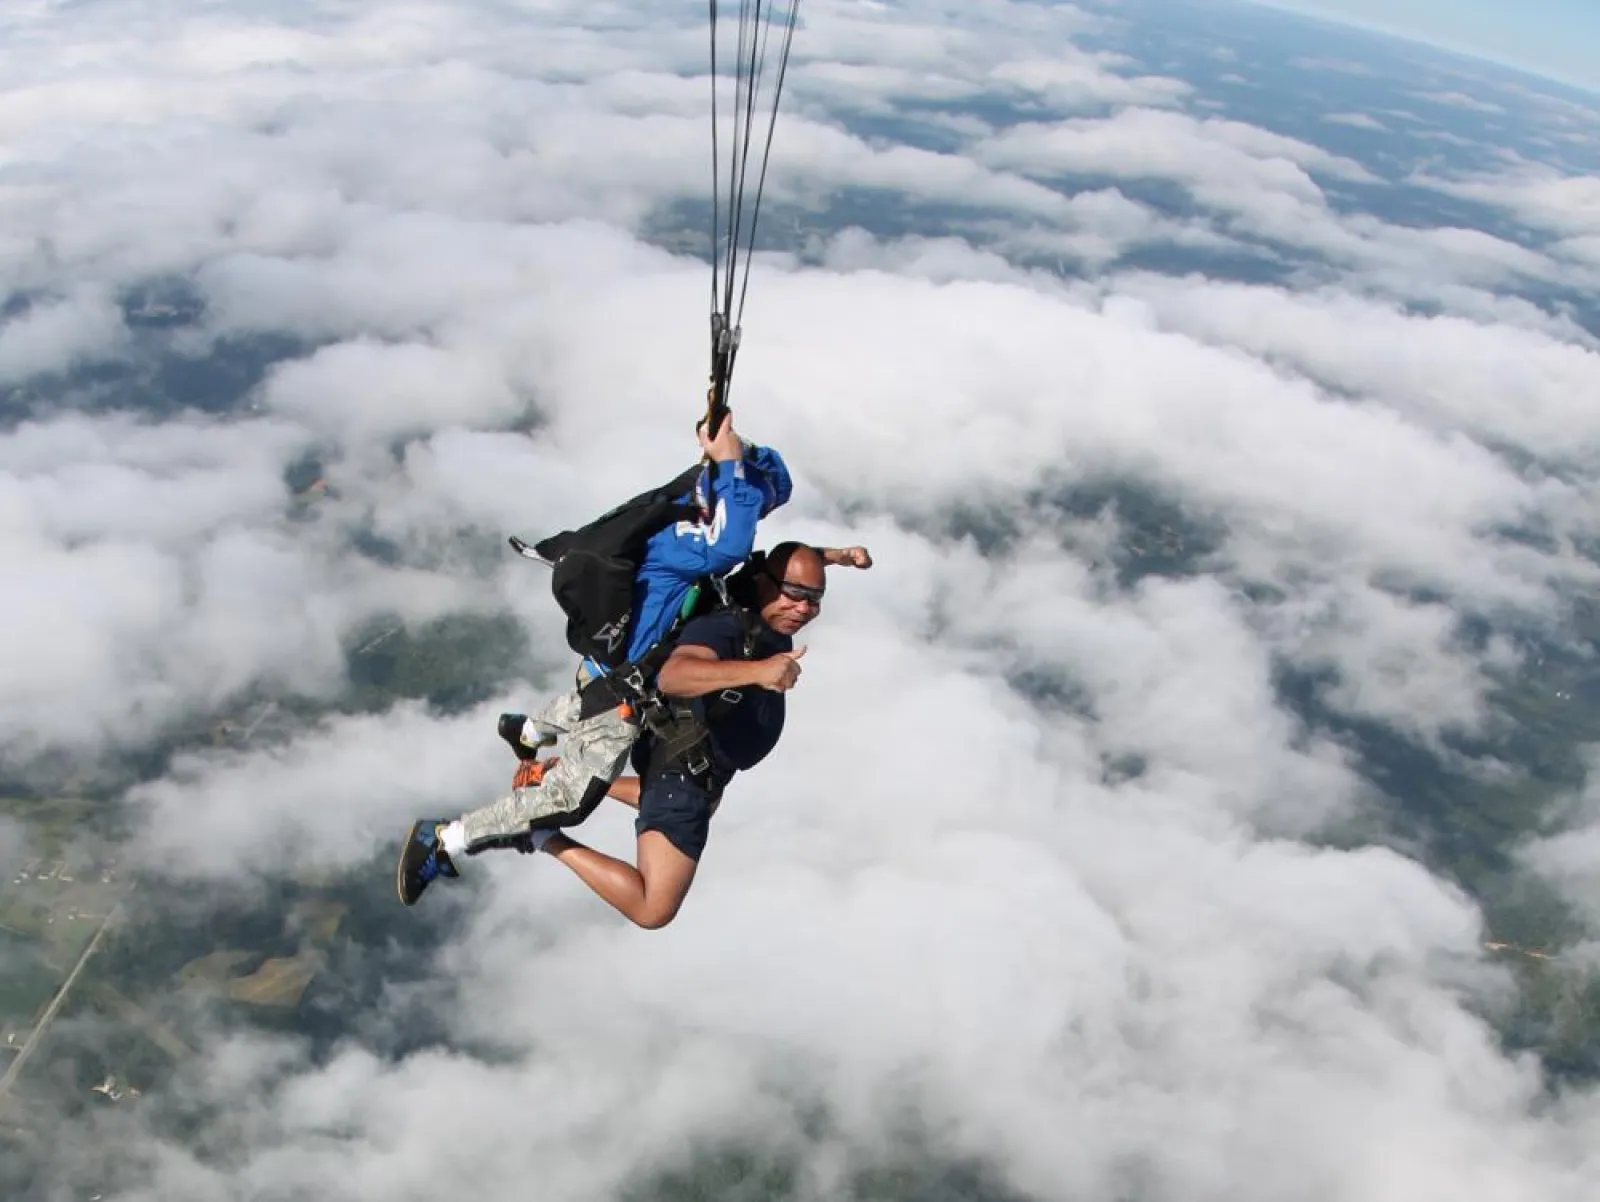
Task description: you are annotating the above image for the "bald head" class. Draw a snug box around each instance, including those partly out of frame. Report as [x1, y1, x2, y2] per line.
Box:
[752, 542, 826, 636]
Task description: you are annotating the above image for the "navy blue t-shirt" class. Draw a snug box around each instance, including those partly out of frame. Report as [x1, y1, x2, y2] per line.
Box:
[634, 609, 792, 783]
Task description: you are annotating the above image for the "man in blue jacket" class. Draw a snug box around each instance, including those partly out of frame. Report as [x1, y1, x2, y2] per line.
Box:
[397, 417, 866, 906]
[615, 419, 788, 667]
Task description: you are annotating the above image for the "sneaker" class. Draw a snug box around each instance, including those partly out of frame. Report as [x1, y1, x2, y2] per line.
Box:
[498, 713, 555, 761]
[396, 819, 460, 906]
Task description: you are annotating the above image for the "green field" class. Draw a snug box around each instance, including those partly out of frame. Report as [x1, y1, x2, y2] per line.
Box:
[0, 797, 99, 862]
[0, 949, 57, 1028]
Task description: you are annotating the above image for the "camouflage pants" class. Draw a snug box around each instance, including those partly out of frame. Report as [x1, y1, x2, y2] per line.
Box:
[457, 670, 641, 853]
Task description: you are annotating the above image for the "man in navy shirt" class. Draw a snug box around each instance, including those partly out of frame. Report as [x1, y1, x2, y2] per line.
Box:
[527, 540, 842, 928]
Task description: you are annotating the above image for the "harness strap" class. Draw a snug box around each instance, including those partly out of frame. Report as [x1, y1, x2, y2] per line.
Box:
[630, 602, 770, 791]
[644, 698, 716, 784]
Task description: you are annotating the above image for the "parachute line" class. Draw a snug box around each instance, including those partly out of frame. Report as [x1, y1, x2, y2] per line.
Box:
[705, 0, 800, 428]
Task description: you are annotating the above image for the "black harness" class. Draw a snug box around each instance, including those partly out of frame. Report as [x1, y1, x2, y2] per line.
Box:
[577, 598, 765, 795]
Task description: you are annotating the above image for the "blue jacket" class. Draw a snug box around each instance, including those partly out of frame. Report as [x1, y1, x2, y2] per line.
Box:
[620, 446, 791, 663]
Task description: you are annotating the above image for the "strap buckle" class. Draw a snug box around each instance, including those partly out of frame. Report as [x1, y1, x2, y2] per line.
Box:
[618, 665, 647, 701]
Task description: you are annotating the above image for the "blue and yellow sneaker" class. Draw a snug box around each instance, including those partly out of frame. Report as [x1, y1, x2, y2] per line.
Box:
[396, 820, 459, 906]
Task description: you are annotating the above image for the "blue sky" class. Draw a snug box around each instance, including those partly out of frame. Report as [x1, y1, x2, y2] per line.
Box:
[1247, 0, 1600, 93]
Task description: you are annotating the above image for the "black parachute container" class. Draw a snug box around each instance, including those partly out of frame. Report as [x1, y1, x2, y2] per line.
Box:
[510, 465, 702, 668]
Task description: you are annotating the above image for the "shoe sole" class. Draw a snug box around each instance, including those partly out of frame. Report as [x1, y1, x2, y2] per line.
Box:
[396, 820, 429, 907]
[499, 714, 540, 761]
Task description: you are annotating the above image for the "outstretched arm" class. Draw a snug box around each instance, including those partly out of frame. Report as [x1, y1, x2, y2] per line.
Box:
[817, 545, 872, 569]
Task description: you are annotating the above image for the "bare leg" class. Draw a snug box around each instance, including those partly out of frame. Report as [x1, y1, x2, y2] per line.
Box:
[605, 776, 641, 809]
[543, 830, 698, 929]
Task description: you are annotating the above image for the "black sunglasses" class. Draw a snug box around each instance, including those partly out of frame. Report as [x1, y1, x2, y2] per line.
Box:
[766, 568, 825, 604]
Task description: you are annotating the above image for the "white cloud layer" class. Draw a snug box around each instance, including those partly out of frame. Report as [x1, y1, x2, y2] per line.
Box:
[1521, 749, 1600, 931]
[3, 1, 1600, 1199]
[1423, 167, 1600, 272]
[1325, 111, 1387, 131]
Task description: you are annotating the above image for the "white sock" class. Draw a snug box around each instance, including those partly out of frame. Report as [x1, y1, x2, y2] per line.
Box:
[523, 828, 554, 852]
[439, 820, 468, 857]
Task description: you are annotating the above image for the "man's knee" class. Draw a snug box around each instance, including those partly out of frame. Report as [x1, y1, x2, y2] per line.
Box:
[633, 829, 697, 929]
[635, 879, 692, 928]
[633, 902, 682, 931]
[632, 874, 692, 929]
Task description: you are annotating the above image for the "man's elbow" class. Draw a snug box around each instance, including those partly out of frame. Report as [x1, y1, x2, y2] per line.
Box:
[655, 661, 701, 697]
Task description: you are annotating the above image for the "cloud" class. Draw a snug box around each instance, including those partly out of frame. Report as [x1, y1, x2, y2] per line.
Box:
[3, 1, 1600, 1200]
[984, 55, 1192, 111]
[1426, 167, 1600, 243]
[0, 815, 30, 876]
[1413, 90, 1508, 116]
[813, 189, 1235, 275]
[260, 338, 524, 444]
[1520, 749, 1600, 931]
[1291, 57, 1377, 77]
[980, 105, 1379, 199]
[1557, 235, 1600, 269]
[0, 286, 131, 386]
[965, 104, 1585, 300]
[125, 698, 536, 880]
[789, 5, 1190, 117]
[1324, 111, 1387, 131]
[728, 261, 1599, 752]
[1112, 275, 1600, 466]
[0, 407, 491, 753]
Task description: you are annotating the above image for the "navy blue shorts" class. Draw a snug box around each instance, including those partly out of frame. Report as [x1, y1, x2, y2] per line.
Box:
[636, 771, 718, 862]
